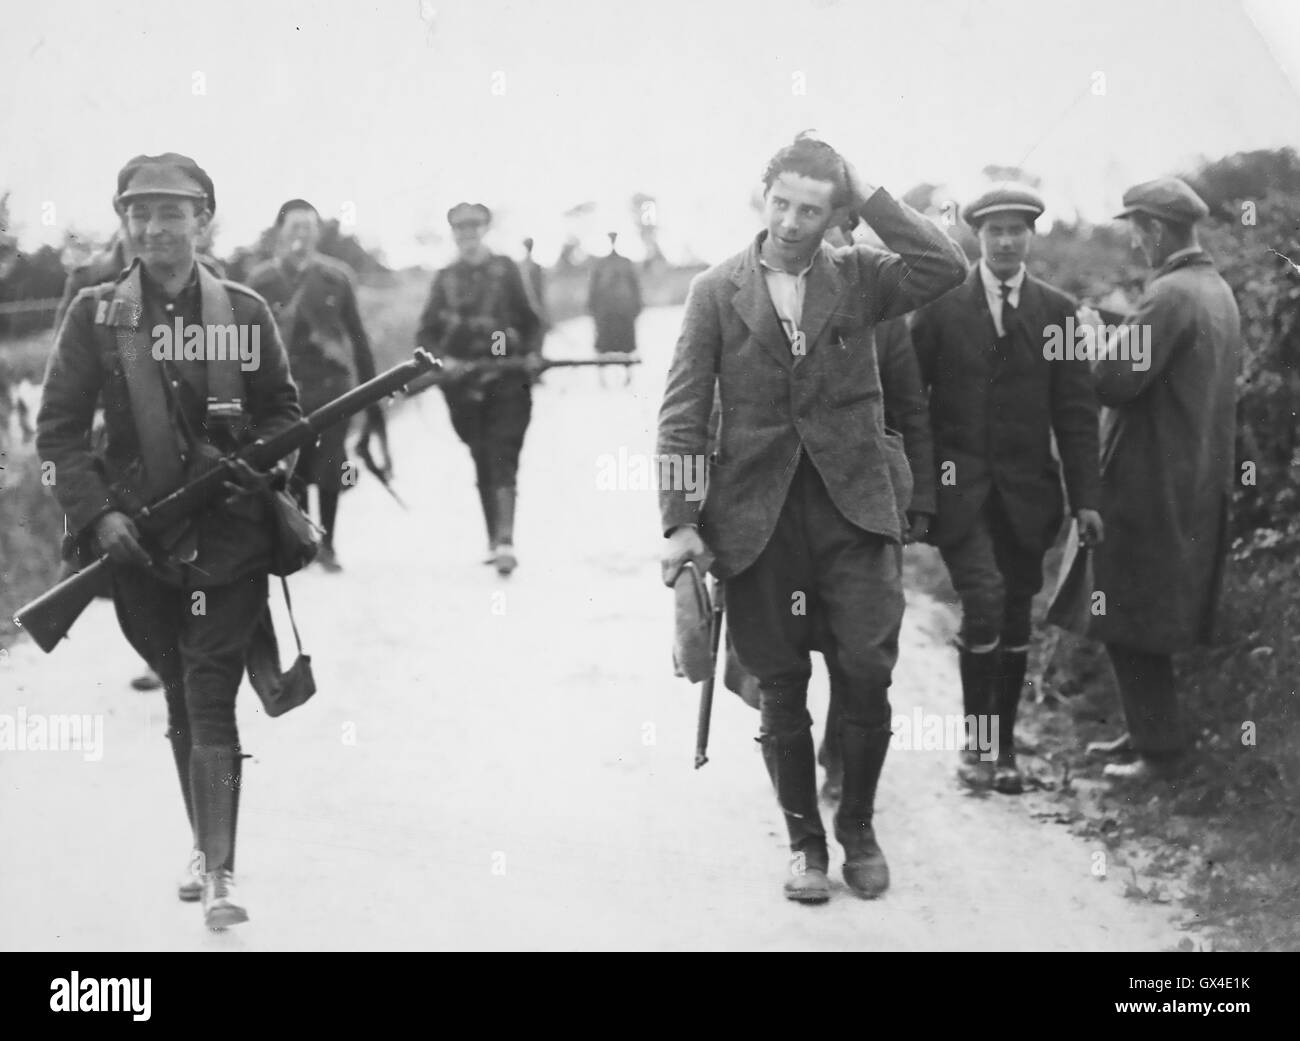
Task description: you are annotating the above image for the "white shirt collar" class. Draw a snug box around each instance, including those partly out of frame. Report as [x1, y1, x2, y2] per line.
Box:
[979, 259, 1026, 294]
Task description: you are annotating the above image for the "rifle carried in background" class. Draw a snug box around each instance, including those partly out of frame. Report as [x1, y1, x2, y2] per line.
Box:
[15, 349, 439, 653]
[403, 352, 641, 396]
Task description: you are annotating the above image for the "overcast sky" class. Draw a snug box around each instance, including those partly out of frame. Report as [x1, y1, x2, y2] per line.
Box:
[1, 0, 1297, 268]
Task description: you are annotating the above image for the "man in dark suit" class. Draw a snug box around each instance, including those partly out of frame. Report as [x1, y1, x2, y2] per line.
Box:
[911, 183, 1103, 795]
[657, 133, 966, 904]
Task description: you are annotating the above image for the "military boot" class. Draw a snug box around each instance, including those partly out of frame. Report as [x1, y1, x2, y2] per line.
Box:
[168, 727, 202, 902]
[493, 486, 518, 576]
[477, 483, 497, 563]
[956, 648, 998, 789]
[992, 650, 1029, 795]
[759, 727, 830, 904]
[190, 745, 248, 930]
[835, 719, 891, 899]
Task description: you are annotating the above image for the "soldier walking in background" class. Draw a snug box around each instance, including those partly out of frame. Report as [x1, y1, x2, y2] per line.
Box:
[247, 199, 384, 573]
[520, 237, 550, 332]
[588, 231, 641, 387]
[911, 184, 1103, 795]
[36, 154, 302, 929]
[659, 134, 966, 903]
[1079, 179, 1239, 782]
[417, 202, 543, 576]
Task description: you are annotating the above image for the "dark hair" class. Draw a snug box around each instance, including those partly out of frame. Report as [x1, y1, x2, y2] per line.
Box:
[762, 131, 850, 209]
[275, 198, 319, 228]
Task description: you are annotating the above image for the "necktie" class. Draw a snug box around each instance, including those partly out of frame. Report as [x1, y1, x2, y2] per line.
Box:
[999, 281, 1014, 338]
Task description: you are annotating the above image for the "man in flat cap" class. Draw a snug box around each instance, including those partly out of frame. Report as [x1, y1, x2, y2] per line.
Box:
[417, 202, 543, 575]
[247, 199, 384, 573]
[910, 182, 1103, 794]
[1076, 178, 1239, 781]
[658, 132, 966, 904]
[36, 153, 302, 929]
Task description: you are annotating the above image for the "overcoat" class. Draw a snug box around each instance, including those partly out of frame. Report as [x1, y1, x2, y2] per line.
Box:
[1087, 250, 1239, 653]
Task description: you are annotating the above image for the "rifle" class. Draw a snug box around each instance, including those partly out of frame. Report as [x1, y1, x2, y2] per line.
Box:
[404, 352, 640, 396]
[355, 432, 408, 511]
[694, 577, 725, 769]
[15, 349, 439, 653]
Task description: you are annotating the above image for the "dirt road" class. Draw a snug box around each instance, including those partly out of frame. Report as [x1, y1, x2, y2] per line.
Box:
[0, 308, 1186, 951]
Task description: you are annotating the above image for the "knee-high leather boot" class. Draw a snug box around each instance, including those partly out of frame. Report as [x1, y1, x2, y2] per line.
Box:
[493, 486, 518, 576]
[168, 727, 203, 902]
[956, 648, 999, 788]
[835, 720, 891, 898]
[190, 745, 248, 930]
[992, 650, 1029, 794]
[759, 727, 829, 903]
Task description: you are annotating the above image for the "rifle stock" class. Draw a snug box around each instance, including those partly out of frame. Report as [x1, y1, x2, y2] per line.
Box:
[14, 349, 438, 652]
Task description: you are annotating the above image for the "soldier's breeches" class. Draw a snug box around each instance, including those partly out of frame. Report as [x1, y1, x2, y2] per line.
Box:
[727, 455, 902, 739]
[939, 493, 1045, 652]
[443, 379, 533, 492]
[111, 567, 269, 746]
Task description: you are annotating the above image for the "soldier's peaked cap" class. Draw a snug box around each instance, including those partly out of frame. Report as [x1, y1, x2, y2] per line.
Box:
[115, 153, 215, 214]
[1114, 178, 1208, 225]
[448, 202, 492, 225]
[963, 182, 1044, 227]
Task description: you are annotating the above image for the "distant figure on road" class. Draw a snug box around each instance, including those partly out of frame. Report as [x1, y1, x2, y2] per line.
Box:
[519, 237, 550, 332]
[1079, 178, 1239, 783]
[588, 231, 641, 387]
[417, 202, 543, 575]
[247, 199, 384, 573]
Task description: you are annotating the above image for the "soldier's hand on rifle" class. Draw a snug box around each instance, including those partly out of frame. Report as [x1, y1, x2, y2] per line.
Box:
[661, 524, 713, 587]
[94, 510, 152, 567]
[222, 458, 277, 499]
[903, 511, 931, 545]
[522, 353, 546, 383]
[1076, 508, 1105, 548]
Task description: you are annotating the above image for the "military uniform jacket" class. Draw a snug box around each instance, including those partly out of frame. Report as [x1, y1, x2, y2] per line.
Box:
[1087, 250, 1239, 653]
[911, 266, 1100, 553]
[36, 261, 302, 587]
[246, 255, 376, 411]
[656, 188, 967, 579]
[416, 253, 541, 363]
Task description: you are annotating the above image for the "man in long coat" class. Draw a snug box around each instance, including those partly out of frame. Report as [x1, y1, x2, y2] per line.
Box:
[589, 232, 641, 386]
[1080, 178, 1239, 781]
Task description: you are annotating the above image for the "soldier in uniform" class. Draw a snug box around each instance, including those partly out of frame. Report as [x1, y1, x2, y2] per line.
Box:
[55, 230, 225, 694]
[247, 199, 383, 573]
[910, 183, 1103, 794]
[588, 231, 641, 387]
[36, 154, 302, 929]
[658, 133, 966, 903]
[416, 202, 543, 576]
